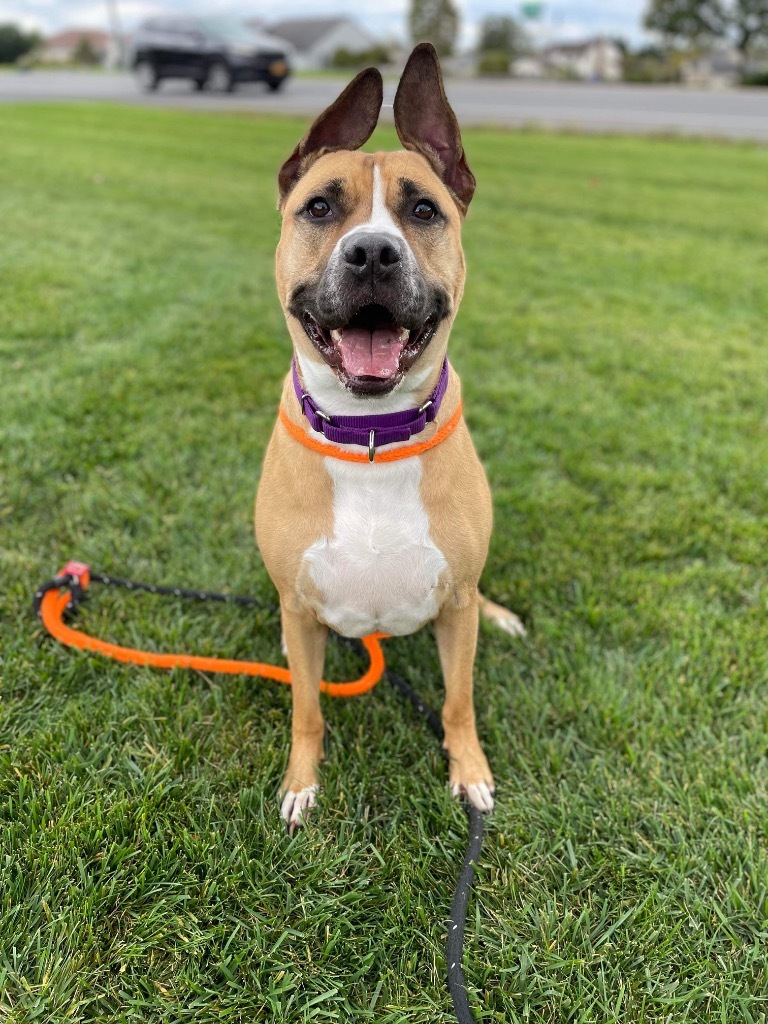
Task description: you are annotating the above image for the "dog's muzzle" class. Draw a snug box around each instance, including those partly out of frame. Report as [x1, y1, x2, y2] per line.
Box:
[290, 229, 448, 396]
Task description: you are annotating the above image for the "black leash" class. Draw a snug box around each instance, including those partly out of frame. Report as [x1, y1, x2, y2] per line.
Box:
[33, 568, 484, 1021]
[383, 664, 484, 1023]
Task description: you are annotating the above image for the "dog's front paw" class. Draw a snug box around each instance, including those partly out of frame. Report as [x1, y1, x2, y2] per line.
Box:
[280, 785, 318, 834]
[451, 779, 495, 813]
[445, 737, 495, 814]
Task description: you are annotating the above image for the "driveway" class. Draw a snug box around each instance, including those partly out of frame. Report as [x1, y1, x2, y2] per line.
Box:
[1, 69, 767, 141]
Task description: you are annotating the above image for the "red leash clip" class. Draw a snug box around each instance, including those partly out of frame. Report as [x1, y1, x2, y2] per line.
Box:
[60, 560, 90, 588]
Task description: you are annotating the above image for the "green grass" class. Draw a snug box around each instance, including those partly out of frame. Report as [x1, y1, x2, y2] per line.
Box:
[1, 103, 768, 1022]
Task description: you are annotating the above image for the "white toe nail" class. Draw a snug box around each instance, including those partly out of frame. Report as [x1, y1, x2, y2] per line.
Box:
[466, 783, 495, 813]
[280, 785, 318, 828]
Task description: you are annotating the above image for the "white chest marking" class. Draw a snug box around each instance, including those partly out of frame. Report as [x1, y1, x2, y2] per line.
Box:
[302, 458, 447, 637]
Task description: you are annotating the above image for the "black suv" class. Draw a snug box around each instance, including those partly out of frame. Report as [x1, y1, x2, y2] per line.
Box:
[131, 16, 290, 93]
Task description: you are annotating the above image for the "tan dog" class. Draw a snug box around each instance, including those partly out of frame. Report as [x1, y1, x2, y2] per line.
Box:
[256, 44, 524, 831]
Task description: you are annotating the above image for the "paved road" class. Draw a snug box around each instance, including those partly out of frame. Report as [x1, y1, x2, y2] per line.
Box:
[1, 69, 767, 141]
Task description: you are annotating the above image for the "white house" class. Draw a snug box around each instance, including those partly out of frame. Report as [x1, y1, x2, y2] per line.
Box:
[541, 37, 624, 81]
[38, 28, 112, 65]
[261, 16, 376, 71]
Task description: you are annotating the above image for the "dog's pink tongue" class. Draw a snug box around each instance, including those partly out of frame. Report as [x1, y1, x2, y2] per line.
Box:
[338, 328, 404, 379]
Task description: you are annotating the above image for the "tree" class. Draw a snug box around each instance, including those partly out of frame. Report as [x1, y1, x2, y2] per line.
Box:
[0, 23, 40, 63]
[73, 37, 101, 65]
[731, 0, 768, 54]
[409, 0, 459, 58]
[478, 15, 528, 56]
[645, 0, 768, 54]
[476, 15, 528, 75]
[644, 0, 727, 47]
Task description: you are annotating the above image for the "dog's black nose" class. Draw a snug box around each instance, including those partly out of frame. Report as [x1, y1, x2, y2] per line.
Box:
[342, 233, 402, 277]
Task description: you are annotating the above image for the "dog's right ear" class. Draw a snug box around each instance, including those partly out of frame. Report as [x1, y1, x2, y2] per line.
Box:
[278, 67, 383, 204]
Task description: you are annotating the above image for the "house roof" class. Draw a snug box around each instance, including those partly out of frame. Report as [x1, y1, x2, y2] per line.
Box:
[45, 29, 110, 48]
[264, 16, 359, 53]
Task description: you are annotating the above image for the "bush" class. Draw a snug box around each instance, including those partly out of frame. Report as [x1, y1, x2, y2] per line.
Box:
[73, 37, 101, 65]
[741, 70, 768, 86]
[477, 49, 510, 76]
[329, 45, 391, 69]
[623, 49, 680, 83]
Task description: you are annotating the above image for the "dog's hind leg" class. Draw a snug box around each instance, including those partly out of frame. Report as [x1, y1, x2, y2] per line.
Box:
[478, 592, 526, 638]
[279, 604, 328, 833]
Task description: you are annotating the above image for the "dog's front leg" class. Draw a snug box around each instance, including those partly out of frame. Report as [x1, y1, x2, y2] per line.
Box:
[279, 603, 328, 833]
[434, 593, 495, 813]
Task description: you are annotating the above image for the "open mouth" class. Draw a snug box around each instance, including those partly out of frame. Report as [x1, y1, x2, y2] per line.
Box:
[301, 303, 437, 391]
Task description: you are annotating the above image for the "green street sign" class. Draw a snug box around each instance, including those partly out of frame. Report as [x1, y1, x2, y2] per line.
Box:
[520, 2, 544, 18]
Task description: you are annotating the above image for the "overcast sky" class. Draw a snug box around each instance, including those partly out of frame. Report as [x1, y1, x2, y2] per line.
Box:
[0, 0, 651, 47]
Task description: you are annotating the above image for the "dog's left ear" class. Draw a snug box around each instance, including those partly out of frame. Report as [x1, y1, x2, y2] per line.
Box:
[393, 43, 475, 213]
[278, 67, 383, 204]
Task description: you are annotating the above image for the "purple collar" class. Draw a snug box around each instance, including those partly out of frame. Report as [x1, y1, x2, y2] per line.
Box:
[292, 358, 450, 462]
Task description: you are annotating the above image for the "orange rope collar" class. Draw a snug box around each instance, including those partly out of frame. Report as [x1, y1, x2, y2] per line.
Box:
[278, 400, 463, 463]
[38, 571, 386, 698]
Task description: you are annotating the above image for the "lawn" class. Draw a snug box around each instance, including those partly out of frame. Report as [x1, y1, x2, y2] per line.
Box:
[1, 103, 768, 1023]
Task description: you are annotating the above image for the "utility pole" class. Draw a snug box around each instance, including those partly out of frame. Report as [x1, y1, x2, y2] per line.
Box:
[105, 0, 124, 68]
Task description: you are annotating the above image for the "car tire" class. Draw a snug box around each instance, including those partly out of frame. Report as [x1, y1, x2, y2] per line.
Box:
[267, 79, 284, 92]
[207, 61, 235, 93]
[134, 60, 159, 92]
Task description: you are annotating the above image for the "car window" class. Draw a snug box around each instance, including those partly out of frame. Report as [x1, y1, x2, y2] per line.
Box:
[194, 17, 258, 45]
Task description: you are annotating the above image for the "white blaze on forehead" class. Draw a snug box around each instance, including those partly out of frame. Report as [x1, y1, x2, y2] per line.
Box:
[366, 163, 406, 239]
[334, 162, 409, 248]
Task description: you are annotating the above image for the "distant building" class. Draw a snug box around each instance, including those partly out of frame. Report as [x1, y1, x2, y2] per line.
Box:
[259, 16, 375, 71]
[541, 37, 624, 81]
[681, 47, 742, 88]
[38, 29, 116, 66]
[511, 54, 546, 79]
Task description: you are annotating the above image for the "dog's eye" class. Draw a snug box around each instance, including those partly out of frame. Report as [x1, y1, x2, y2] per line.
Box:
[307, 198, 332, 219]
[413, 200, 437, 221]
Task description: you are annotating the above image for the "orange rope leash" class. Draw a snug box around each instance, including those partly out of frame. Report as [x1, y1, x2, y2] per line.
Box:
[278, 400, 463, 463]
[38, 577, 386, 698]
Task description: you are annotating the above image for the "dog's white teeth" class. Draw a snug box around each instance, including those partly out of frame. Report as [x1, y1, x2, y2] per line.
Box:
[397, 327, 410, 342]
[330, 328, 343, 343]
